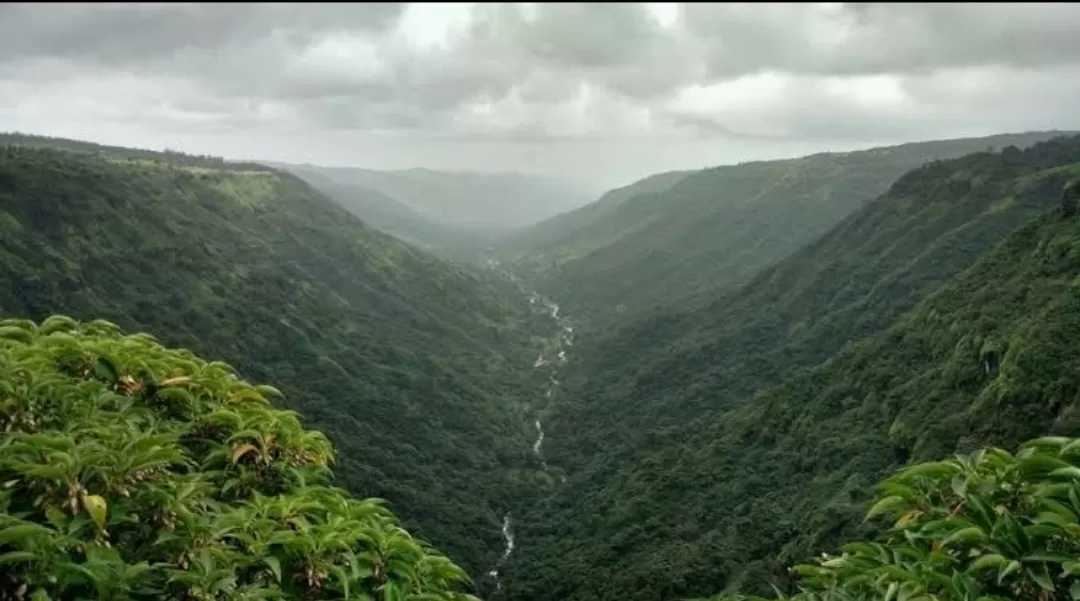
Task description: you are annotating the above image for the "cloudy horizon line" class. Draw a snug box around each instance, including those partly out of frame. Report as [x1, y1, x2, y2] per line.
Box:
[4, 3, 1080, 188]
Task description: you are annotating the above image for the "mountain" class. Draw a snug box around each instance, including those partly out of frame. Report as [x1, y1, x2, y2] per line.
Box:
[501, 131, 1073, 323]
[498, 135, 1080, 601]
[0, 135, 552, 578]
[495, 169, 693, 260]
[266, 162, 595, 234]
[267, 162, 487, 259]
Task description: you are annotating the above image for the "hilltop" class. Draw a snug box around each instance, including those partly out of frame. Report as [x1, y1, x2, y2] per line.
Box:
[501, 131, 1073, 324]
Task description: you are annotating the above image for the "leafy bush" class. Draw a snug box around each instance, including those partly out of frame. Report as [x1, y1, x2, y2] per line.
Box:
[706, 436, 1080, 601]
[0, 316, 478, 601]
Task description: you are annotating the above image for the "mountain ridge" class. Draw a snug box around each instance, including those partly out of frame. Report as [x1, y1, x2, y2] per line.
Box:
[498, 134, 1080, 601]
[263, 160, 595, 233]
[0, 138, 550, 577]
[502, 130, 1075, 325]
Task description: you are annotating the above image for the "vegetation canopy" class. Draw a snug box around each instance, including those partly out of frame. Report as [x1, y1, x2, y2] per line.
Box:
[703, 435, 1080, 601]
[0, 316, 478, 601]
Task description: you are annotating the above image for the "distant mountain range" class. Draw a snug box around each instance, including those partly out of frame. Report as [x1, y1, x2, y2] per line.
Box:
[264, 162, 596, 232]
[497, 130, 1075, 325]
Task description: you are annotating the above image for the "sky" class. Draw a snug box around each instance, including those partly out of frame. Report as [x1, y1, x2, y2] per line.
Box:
[3, 2, 1080, 191]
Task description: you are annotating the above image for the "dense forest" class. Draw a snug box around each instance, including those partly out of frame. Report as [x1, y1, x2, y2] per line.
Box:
[4, 129, 1080, 601]
[501, 131, 1071, 326]
[0, 141, 552, 578]
[271, 163, 495, 261]
[498, 135, 1080, 600]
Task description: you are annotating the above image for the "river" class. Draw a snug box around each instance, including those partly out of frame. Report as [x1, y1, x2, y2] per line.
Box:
[482, 258, 574, 595]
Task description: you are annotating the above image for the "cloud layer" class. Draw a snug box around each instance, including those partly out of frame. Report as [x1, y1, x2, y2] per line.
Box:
[3, 3, 1080, 186]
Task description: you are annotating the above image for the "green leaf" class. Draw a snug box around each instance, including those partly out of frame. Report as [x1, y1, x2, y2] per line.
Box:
[1025, 436, 1072, 450]
[0, 550, 38, 565]
[92, 357, 119, 384]
[866, 495, 910, 521]
[0, 326, 33, 343]
[967, 553, 1007, 573]
[82, 494, 108, 528]
[898, 461, 962, 480]
[0, 523, 53, 544]
[44, 506, 67, 529]
[997, 560, 1021, 584]
[1029, 563, 1055, 591]
[944, 526, 986, 545]
[1022, 552, 1074, 564]
[263, 556, 282, 583]
[1050, 466, 1080, 479]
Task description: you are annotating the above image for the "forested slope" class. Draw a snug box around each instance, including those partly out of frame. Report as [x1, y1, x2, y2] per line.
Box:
[273, 163, 493, 261]
[500, 136, 1080, 601]
[0, 141, 547, 576]
[504, 131, 1071, 322]
[273, 163, 593, 232]
[0, 317, 480, 601]
[495, 169, 692, 261]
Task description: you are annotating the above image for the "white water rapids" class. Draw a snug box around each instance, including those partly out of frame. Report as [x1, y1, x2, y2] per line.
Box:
[482, 258, 574, 596]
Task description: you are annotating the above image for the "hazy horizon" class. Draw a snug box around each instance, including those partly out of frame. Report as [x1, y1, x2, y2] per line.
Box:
[4, 3, 1080, 191]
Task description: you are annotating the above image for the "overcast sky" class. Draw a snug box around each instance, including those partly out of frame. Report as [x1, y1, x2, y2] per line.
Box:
[3, 3, 1080, 190]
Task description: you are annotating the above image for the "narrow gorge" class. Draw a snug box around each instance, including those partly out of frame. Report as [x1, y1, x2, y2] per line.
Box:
[482, 259, 575, 595]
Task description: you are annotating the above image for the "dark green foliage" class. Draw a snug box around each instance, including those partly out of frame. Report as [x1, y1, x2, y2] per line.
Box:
[504, 131, 1072, 324]
[499, 136, 1080, 601]
[0, 132, 271, 172]
[0, 142, 547, 577]
[0, 317, 478, 601]
[704, 435, 1080, 601]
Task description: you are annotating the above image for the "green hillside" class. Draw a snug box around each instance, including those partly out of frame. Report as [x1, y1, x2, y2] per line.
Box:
[0, 140, 548, 577]
[270, 163, 594, 233]
[494, 169, 692, 260]
[271, 163, 497, 261]
[498, 136, 1080, 601]
[503, 131, 1072, 323]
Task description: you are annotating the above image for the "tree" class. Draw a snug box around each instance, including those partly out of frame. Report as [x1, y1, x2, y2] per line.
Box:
[0, 316, 480, 601]
[702, 436, 1080, 601]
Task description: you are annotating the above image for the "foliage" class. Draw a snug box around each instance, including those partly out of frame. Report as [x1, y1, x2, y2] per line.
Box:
[502, 131, 1072, 324]
[0, 316, 479, 601]
[704, 435, 1080, 601]
[0, 132, 271, 172]
[0, 142, 549, 578]
[499, 136, 1080, 601]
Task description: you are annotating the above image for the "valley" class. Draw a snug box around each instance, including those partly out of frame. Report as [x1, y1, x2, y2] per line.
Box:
[479, 259, 576, 595]
[7, 5, 1080, 601]
[3, 131, 1080, 601]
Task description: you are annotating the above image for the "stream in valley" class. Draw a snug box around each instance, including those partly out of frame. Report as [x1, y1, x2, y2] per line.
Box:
[482, 259, 574, 595]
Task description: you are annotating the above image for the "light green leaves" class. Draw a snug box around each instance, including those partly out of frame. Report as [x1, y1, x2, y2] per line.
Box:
[81, 494, 108, 528]
[743, 435, 1080, 601]
[0, 316, 475, 601]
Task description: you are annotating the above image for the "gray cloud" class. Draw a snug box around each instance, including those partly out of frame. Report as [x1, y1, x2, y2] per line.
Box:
[2, 3, 1080, 188]
[683, 3, 1080, 78]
